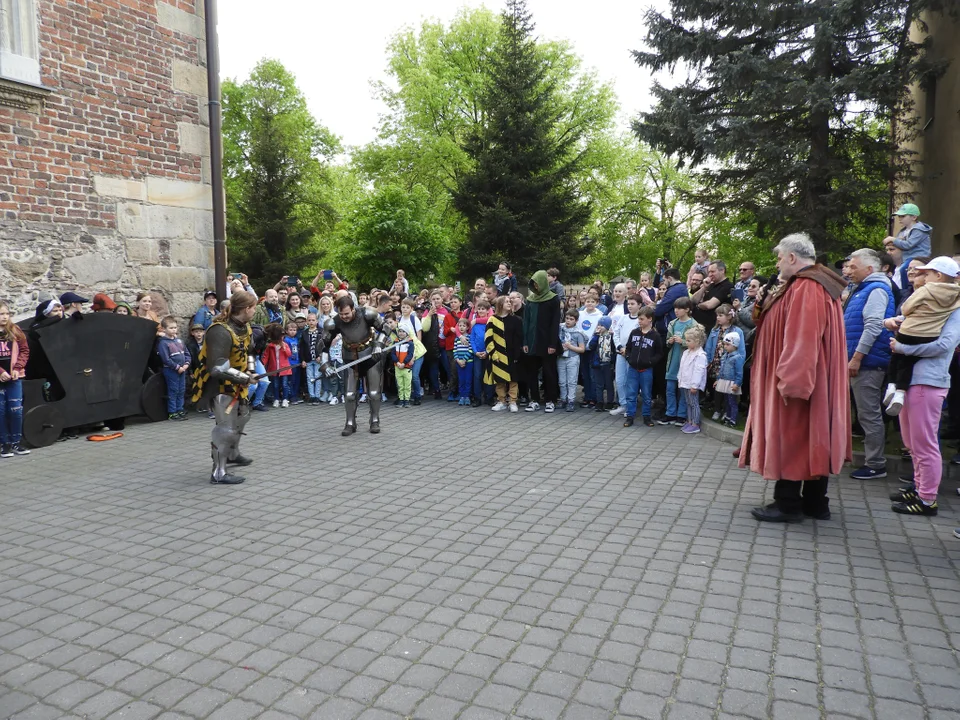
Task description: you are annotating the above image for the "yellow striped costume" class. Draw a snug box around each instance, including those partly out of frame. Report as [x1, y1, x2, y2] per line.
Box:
[484, 316, 513, 384]
[191, 320, 252, 403]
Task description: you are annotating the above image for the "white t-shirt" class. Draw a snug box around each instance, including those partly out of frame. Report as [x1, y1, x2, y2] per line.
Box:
[578, 308, 604, 341]
[607, 303, 625, 334]
[398, 313, 422, 338]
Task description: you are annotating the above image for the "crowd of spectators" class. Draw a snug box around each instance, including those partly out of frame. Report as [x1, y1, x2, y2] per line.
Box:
[4, 202, 960, 534]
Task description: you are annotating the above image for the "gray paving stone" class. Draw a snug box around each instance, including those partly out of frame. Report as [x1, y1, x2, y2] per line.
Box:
[1, 408, 957, 719]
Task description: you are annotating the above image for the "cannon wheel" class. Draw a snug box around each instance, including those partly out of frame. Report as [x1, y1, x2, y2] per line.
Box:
[23, 405, 65, 448]
[140, 372, 168, 422]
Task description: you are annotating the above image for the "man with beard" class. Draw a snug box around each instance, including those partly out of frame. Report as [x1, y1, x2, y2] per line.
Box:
[252, 288, 284, 327]
[741, 234, 850, 522]
[321, 295, 388, 435]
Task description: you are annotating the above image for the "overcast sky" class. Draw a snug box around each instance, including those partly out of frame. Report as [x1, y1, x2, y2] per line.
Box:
[218, 0, 672, 150]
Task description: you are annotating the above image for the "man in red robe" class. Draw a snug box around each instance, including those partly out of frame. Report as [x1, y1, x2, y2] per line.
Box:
[740, 233, 851, 522]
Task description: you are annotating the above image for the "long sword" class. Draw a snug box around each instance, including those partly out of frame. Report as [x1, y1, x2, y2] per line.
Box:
[330, 341, 406, 375]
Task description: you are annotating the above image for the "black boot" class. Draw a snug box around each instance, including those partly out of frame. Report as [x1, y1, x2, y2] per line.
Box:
[227, 454, 253, 467]
[342, 424, 356, 437]
[370, 421, 380, 434]
[750, 504, 803, 523]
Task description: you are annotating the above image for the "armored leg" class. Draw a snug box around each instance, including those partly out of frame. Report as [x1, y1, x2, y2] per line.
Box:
[209, 394, 247, 484]
[365, 363, 383, 433]
[342, 369, 359, 436]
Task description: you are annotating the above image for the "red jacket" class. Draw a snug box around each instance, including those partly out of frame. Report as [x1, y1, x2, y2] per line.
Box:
[262, 342, 292, 376]
[424, 308, 457, 351]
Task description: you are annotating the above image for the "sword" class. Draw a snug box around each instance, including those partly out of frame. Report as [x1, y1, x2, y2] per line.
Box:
[330, 341, 406, 375]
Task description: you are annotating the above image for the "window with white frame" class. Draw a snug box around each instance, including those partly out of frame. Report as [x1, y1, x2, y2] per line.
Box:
[0, 0, 41, 85]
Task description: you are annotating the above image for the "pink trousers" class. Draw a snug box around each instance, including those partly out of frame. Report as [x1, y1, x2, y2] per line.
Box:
[899, 385, 948, 502]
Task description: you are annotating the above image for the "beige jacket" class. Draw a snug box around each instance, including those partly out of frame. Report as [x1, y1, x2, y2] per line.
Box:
[900, 282, 960, 337]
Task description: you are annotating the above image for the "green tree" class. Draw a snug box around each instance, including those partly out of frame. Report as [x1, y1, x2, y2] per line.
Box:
[222, 59, 341, 290]
[357, 5, 617, 280]
[631, 0, 950, 254]
[453, 0, 596, 281]
[331, 184, 450, 290]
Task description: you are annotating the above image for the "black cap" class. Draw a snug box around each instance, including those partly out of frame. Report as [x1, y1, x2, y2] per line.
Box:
[59, 291, 89, 305]
[203, 290, 218, 299]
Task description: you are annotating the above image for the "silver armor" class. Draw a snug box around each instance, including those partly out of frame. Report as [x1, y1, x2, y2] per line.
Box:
[209, 393, 252, 483]
[322, 307, 386, 435]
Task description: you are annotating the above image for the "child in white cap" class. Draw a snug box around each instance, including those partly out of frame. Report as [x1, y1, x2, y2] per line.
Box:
[883, 256, 960, 415]
[715, 331, 744, 427]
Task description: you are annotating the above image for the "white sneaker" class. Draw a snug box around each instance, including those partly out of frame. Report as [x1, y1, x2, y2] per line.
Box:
[544, 402, 555, 413]
[359, 394, 368, 403]
[281, 399, 289, 408]
[329, 396, 339, 405]
[711, 411, 721, 421]
[609, 405, 625, 416]
[883, 382, 897, 406]
[272, 399, 280, 408]
[491, 402, 507, 412]
[886, 389, 905, 416]
[525, 402, 541, 412]
[509, 403, 519, 413]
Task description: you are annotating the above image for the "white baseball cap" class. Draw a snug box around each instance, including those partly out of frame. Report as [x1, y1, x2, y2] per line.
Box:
[915, 256, 960, 278]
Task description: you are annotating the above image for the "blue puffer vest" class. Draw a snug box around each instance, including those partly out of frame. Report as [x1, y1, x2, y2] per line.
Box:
[844, 280, 894, 368]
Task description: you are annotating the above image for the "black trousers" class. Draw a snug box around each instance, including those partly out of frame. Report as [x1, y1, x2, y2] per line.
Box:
[774, 477, 829, 515]
[888, 332, 930, 390]
[524, 354, 559, 404]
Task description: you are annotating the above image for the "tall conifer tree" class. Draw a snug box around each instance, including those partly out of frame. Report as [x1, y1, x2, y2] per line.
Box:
[454, 0, 593, 281]
[632, 0, 951, 253]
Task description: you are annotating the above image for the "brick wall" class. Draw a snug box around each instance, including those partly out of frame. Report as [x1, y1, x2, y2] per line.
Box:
[0, 0, 215, 319]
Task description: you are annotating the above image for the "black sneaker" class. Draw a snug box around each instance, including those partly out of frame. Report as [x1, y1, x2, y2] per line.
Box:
[412, 398, 422, 406]
[890, 488, 919, 502]
[657, 416, 676, 426]
[0, 444, 12, 458]
[643, 417, 655, 427]
[11, 443, 30, 456]
[252, 404, 270, 412]
[892, 499, 938, 516]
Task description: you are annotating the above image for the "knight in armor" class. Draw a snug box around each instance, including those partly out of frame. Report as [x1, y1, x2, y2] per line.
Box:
[321, 295, 387, 435]
[191, 291, 259, 484]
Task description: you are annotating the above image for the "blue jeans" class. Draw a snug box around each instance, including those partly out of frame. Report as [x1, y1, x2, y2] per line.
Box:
[253, 359, 269, 406]
[558, 355, 580, 404]
[162, 368, 186, 414]
[306, 361, 322, 399]
[665, 379, 687, 420]
[591, 364, 614, 406]
[458, 364, 473, 399]
[0, 379, 24, 445]
[287, 366, 301, 400]
[412, 356, 424, 399]
[270, 375, 287, 402]
[473, 356, 492, 401]
[625, 367, 653, 419]
[615, 354, 629, 407]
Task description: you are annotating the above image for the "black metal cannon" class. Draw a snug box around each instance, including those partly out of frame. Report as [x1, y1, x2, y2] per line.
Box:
[20, 312, 168, 447]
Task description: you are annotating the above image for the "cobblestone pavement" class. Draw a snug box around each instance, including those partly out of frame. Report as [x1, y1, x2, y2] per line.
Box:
[1, 397, 959, 720]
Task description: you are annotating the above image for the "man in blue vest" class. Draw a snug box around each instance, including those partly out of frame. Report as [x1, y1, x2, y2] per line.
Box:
[844, 249, 895, 480]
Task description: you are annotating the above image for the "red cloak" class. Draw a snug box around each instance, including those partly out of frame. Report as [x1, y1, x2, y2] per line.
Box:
[740, 265, 851, 481]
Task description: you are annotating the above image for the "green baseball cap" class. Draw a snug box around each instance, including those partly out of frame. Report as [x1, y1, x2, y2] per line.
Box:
[893, 203, 920, 217]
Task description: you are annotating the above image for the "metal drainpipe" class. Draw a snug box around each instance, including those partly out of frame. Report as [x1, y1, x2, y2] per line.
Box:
[204, 0, 227, 303]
